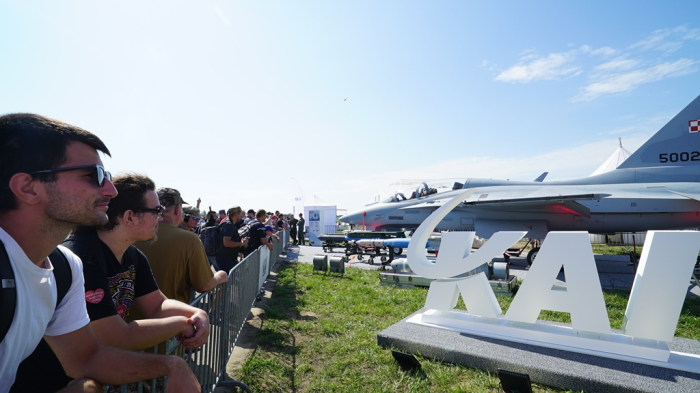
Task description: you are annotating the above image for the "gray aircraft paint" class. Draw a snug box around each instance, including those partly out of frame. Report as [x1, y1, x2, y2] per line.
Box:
[339, 94, 700, 239]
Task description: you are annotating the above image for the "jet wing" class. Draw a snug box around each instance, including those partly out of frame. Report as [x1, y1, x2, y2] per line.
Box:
[462, 193, 609, 206]
[401, 193, 609, 218]
[461, 193, 609, 218]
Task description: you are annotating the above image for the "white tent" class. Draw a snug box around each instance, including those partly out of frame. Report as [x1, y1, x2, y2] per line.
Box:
[590, 140, 632, 177]
[303, 195, 337, 236]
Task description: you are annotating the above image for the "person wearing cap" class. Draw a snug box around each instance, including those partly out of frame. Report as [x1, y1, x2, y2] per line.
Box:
[218, 209, 227, 225]
[264, 225, 279, 249]
[132, 188, 227, 310]
[244, 209, 256, 225]
[216, 206, 249, 273]
[181, 206, 201, 232]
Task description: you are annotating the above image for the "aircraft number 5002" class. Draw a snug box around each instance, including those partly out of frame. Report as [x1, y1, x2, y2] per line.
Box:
[659, 152, 700, 163]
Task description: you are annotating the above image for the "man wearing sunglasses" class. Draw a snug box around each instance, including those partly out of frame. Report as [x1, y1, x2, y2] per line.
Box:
[133, 188, 227, 309]
[0, 114, 200, 392]
[13, 174, 212, 392]
[181, 206, 201, 233]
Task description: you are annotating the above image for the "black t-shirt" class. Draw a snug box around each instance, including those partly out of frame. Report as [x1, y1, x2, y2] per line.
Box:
[248, 221, 267, 250]
[218, 218, 242, 260]
[289, 218, 298, 231]
[64, 230, 159, 321]
[10, 230, 161, 393]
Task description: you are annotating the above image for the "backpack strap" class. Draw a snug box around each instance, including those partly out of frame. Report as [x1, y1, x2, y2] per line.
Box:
[0, 240, 17, 344]
[49, 248, 72, 308]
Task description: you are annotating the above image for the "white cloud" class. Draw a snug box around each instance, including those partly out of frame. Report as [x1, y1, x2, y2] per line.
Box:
[680, 27, 700, 41]
[574, 58, 698, 101]
[581, 45, 618, 57]
[589, 46, 618, 57]
[489, 25, 699, 101]
[495, 52, 580, 83]
[594, 57, 639, 72]
[630, 26, 700, 54]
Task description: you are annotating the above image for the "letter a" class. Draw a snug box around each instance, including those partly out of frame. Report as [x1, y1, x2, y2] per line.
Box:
[505, 232, 611, 334]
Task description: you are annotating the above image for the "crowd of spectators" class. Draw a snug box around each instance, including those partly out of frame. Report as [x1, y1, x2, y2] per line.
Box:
[0, 113, 301, 392]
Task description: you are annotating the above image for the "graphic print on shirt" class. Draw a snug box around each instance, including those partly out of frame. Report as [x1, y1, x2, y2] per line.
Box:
[108, 265, 137, 319]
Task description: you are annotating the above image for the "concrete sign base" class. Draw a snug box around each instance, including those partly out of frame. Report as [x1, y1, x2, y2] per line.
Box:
[378, 311, 700, 393]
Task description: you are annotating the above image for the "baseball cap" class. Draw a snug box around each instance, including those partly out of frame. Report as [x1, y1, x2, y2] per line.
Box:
[227, 206, 242, 215]
[247, 209, 255, 214]
[218, 209, 226, 214]
[157, 188, 188, 207]
[264, 225, 274, 232]
[182, 206, 201, 217]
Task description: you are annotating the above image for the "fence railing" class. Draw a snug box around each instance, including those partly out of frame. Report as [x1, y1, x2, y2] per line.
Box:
[107, 229, 289, 392]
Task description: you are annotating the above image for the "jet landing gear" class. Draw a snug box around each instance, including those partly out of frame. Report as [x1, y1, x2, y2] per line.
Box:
[504, 238, 540, 268]
[527, 247, 540, 267]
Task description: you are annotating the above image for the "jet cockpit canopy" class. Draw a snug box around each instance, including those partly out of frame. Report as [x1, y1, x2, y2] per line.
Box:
[383, 179, 461, 203]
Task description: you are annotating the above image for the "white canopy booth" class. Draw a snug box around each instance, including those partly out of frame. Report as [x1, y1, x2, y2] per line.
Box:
[303, 195, 337, 246]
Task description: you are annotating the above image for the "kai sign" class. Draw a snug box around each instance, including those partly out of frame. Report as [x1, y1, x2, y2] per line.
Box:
[406, 188, 700, 373]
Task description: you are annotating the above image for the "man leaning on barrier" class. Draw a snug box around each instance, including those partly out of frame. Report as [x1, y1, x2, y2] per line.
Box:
[134, 188, 227, 306]
[216, 206, 248, 273]
[244, 209, 271, 255]
[0, 113, 200, 392]
[12, 173, 211, 392]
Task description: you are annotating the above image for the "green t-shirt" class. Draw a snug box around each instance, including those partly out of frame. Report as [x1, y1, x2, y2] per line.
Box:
[132, 224, 213, 310]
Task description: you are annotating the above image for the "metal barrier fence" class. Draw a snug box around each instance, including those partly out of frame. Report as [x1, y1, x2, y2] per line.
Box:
[107, 229, 289, 393]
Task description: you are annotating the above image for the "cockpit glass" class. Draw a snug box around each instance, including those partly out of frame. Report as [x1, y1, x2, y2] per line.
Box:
[384, 179, 461, 203]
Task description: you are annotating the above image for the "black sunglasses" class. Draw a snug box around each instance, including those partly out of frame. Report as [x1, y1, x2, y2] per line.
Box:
[28, 164, 112, 188]
[132, 205, 165, 218]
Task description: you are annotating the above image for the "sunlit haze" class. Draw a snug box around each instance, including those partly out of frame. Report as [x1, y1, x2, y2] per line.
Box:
[2, 2, 699, 214]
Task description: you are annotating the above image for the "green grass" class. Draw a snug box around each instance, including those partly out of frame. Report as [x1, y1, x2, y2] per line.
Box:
[238, 262, 700, 392]
[590, 244, 641, 256]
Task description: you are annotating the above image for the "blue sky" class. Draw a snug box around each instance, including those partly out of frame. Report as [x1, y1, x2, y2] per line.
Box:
[1, 1, 699, 214]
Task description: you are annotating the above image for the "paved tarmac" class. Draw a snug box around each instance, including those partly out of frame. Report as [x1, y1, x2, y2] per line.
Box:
[285, 243, 700, 297]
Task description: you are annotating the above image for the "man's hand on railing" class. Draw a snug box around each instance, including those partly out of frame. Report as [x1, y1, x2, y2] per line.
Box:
[178, 319, 197, 342]
[179, 309, 210, 349]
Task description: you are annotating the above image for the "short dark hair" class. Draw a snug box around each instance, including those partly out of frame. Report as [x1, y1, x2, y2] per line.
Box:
[0, 113, 110, 212]
[103, 174, 155, 230]
[256, 209, 267, 218]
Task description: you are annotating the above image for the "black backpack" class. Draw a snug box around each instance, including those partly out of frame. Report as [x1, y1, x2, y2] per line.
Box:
[0, 240, 72, 343]
[199, 224, 221, 257]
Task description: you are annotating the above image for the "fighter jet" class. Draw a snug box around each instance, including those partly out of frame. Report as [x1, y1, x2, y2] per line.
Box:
[339, 94, 700, 263]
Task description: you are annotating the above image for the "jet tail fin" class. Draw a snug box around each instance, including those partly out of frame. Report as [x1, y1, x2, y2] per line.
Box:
[617, 94, 700, 169]
[534, 172, 548, 182]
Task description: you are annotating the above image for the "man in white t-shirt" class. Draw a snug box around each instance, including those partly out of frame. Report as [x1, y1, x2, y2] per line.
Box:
[0, 114, 200, 392]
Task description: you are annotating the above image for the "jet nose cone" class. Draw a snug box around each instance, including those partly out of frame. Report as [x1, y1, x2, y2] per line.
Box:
[339, 210, 363, 224]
